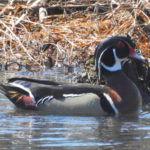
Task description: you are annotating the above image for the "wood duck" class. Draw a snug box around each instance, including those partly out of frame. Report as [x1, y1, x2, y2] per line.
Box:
[95, 36, 149, 105]
[0, 78, 121, 116]
[95, 36, 143, 115]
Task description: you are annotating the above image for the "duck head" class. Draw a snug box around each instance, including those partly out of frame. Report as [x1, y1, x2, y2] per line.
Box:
[95, 36, 144, 79]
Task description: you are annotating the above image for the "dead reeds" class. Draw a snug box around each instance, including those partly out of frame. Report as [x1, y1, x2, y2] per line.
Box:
[0, 0, 149, 71]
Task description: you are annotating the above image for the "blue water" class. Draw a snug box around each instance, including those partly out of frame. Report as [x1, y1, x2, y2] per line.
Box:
[0, 70, 150, 150]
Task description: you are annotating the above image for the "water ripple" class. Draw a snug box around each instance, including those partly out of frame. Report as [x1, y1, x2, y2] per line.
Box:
[0, 71, 150, 150]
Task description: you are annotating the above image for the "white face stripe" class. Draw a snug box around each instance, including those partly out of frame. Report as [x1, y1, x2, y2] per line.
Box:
[97, 48, 108, 80]
[97, 47, 131, 77]
[10, 82, 36, 103]
[103, 93, 119, 116]
[101, 49, 122, 72]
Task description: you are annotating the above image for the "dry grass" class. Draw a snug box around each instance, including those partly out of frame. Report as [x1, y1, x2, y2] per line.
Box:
[0, 0, 149, 71]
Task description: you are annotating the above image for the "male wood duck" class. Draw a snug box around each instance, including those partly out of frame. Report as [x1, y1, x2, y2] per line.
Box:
[95, 36, 150, 105]
[94, 35, 143, 114]
[0, 36, 143, 116]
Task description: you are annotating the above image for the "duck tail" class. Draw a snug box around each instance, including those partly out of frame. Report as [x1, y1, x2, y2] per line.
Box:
[0, 84, 13, 96]
[0, 84, 36, 109]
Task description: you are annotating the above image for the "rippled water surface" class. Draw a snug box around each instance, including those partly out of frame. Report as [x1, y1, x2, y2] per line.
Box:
[0, 69, 150, 150]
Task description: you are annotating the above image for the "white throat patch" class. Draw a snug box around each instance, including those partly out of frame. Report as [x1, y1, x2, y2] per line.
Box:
[101, 49, 122, 72]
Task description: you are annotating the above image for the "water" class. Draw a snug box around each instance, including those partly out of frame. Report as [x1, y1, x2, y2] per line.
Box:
[0, 69, 150, 150]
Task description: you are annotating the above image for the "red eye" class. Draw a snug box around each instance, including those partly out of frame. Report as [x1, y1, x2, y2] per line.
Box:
[129, 47, 135, 56]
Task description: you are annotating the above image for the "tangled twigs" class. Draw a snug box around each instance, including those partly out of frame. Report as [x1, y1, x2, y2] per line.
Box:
[0, 20, 34, 60]
[0, 0, 149, 72]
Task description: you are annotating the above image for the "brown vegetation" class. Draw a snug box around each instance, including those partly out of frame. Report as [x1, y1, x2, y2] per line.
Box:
[0, 0, 149, 71]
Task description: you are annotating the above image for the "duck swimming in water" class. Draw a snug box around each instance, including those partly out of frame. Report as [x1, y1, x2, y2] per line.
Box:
[0, 79, 121, 116]
[0, 36, 143, 116]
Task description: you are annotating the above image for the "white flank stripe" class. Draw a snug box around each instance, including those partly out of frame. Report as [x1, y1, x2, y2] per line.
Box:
[103, 93, 119, 116]
[10, 82, 36, 104]
[63, 93, 87, 97]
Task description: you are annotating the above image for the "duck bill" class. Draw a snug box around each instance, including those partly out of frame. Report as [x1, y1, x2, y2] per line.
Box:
[131, 53, 145, 60]
[129, 48, 145, 61]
